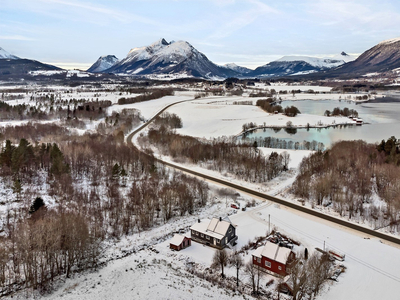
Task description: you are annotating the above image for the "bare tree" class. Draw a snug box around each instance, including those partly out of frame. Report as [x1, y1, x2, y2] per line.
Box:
[212, 249, 229, 278]
[244, 261, 263, 295]
[229, 251, 244, 288]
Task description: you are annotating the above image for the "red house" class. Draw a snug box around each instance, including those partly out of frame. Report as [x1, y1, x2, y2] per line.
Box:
[170, 234, 191, 251]
[252, 241, 295, 276]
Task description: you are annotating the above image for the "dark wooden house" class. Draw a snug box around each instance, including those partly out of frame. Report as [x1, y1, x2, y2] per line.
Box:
[190, 217, 237, 250]
[170, 234, 191, 251]
[252, 241, 295, 276]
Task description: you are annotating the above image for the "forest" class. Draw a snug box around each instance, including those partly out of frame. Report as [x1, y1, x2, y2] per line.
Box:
[291, 137, 400, 232]
[0, 116, 210, 294]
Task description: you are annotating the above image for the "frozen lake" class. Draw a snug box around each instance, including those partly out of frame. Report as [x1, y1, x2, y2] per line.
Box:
[244, 99, 400, 147]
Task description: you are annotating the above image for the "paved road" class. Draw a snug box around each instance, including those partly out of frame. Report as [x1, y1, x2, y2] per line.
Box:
[126, 98, 400, 247]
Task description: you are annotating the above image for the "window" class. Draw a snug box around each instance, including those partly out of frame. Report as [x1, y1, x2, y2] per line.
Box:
[217, 239, 220, 244]
[265, 261, 271, 268]
[228, 228, 232, 234]
[278, 266, 282, 271]
[201, 233, 204, 238]
[206, 235, 210, 240]
[257, 257, 261, 263]
[253, 256, 256, 261]
[191, 230, 194, 235]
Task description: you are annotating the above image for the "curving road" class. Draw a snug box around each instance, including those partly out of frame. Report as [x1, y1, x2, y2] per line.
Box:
[126, 97, 400, 247]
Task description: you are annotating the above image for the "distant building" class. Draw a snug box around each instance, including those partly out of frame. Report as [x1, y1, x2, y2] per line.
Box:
[190, 217, 237, 250]
[252, 241, 295, 276]
[170, 234, 191, 251]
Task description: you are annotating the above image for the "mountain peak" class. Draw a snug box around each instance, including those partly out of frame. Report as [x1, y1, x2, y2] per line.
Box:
[150, 38, 170, 48]
[87, 55, 119, 73]
[105, 38, 239, 78]
[0, 47, 19, 60]
[341, 51, 349, 56]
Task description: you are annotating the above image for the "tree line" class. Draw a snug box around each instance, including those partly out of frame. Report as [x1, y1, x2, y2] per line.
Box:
[144, 125, 289, 183]
[117, 88, 174, 105]
[243, 136, 325, 151]
[324, 107, 358, 118]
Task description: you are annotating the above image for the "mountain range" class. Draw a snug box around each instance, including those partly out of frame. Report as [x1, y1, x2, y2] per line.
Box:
[1, 37, 400, 79]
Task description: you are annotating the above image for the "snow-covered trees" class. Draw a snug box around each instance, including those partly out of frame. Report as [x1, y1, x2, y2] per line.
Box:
[292, 139, 400, 231]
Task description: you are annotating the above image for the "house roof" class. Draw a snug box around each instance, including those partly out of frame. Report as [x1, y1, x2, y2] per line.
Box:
[262, 241, 279, 259]
[252, 246, 264, 258]
[190, 217, 233, 240]
[252, 241, 293, 265]
[275, 247, 292, 264]
[170, 234, 188, 246]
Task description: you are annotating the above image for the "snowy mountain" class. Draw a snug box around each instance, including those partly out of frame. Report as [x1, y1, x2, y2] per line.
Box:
[0, 47, 61, 77]
[275, 56, 345, 69]
[0, 47, 19, 60]
[327, 37, 400, 76]
[330, 51, 358, 63]
[87, 55, 119, 73]
[248, 54, 354, 78]
[105, 38, 239, 79]
[222, 63, 252, 75]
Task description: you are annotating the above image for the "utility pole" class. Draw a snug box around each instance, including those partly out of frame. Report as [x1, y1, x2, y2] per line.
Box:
[268, 214, 271, 236]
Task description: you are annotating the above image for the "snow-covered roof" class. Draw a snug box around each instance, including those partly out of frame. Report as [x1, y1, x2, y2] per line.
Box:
[262, 241, 279, 259]
[252, 241, 293, 265]
[190, 220, 210, 233]
[252, 246, 264, 258]
[170, 234, 188, 246]
[207, 218, 219, 232]
[190, 217, 233, 240]
[275, 247, 292, 264]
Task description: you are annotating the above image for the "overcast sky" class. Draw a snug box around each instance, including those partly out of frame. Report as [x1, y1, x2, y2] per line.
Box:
[1, 0, 400, 70]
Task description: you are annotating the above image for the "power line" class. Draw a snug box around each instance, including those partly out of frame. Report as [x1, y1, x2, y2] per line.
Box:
[272, 215, 400, 283]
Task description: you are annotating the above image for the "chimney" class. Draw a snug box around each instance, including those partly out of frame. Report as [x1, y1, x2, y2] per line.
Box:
[219, 217, 222, 222]
[198, 219, 200, 223]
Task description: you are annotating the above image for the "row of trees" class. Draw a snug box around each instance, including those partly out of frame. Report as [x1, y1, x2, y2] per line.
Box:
[324, 107, 358, 117]
[243, 136, 325, 151]
[292, 139, 400, 232]
[144, 127, 288, 182]
[117, 89, 174, 105]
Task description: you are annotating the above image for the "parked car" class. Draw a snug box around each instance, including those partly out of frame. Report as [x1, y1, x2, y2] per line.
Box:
[230, 203, 239, 209]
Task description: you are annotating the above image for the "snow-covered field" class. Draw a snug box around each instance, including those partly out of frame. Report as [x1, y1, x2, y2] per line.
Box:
[165, 97, 356, 139]
[107, 91, 196, 119]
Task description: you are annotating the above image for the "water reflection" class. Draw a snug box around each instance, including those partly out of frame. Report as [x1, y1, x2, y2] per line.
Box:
[245, 100, 400, 148]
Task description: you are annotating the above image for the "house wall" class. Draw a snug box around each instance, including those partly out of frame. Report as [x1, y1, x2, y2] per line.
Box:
[170, 237, 191, 251]
[252, 255, 288, 276]
[191, 224, 237, 249]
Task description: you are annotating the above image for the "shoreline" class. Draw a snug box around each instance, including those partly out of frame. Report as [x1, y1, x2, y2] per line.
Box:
[237, 120, 362, 137]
